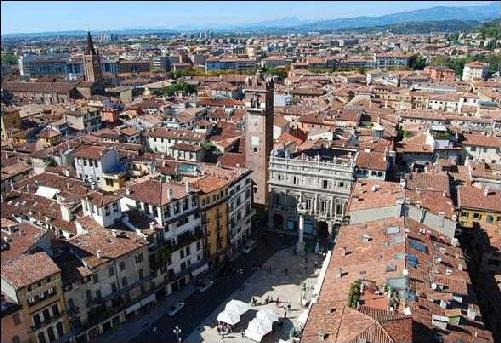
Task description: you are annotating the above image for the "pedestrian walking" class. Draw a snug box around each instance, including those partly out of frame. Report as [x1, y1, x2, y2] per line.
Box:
[314, 261, 318, 269]
[153, 325, 157, 334]
[269, 266, 272, 273]
[284, 268, 288, 275]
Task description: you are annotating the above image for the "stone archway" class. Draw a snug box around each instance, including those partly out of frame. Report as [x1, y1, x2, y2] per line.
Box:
[317, 221, 329, 240]
[273, 213, 284, 230]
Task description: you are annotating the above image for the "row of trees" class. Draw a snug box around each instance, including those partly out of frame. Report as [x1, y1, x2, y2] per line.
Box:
[155, 81, 197, 97]
[431, 54, 501, 77]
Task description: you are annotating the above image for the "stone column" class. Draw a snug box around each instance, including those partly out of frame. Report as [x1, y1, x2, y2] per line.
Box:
[297, 212, 305, 254]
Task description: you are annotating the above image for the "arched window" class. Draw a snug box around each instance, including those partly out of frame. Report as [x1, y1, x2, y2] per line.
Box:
[56, 321, 64, 337]
[37, 332, 47, 343]
[86, 290, 92, 303]
[68, 298, 75, 311]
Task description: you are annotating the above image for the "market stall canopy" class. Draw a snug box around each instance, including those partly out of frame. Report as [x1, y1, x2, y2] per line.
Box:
[256, 308, 279, 323]
[245, 317, 273, 342]
[216, 309, 240, 325]
[225, 299, 250, 316]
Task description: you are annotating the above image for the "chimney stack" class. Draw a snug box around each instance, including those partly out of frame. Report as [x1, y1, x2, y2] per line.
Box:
[96, 250, 102, 259]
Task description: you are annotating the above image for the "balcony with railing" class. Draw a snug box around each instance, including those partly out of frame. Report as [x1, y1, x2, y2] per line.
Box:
[31, 311, 65, 331]
[27, 288, 58, 308]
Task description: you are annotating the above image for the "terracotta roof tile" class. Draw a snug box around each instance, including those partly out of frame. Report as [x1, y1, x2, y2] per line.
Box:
[1, 252, 60, 289]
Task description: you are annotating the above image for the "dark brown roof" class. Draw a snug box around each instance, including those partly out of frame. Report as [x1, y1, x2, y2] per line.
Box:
[2, 81, 80, 94]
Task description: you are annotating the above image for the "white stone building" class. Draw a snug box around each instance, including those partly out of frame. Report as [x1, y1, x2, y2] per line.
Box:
[120, 178, 205, 292]
[268, 149, 355, 239]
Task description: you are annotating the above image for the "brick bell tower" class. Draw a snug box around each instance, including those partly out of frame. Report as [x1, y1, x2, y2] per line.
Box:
[244, 70, 274, 207]
[83, 31, 103, 84]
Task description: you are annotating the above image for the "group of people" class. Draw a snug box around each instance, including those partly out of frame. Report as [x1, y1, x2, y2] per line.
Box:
[251, 295, 282, 306]
[216, 322, 233, 334]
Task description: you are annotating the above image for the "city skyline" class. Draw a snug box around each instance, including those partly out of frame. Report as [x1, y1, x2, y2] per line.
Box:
[1, 1, 494, 34]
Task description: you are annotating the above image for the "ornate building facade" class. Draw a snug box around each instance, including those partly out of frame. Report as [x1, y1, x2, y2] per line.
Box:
[268, 149, 355, 240]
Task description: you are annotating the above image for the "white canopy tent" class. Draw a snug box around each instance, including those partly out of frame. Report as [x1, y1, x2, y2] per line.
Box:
[245, 317, 273, 342]
[216, 309, 240, 326]
[225, 299, 250, 316]
[256, 309, 279, 323]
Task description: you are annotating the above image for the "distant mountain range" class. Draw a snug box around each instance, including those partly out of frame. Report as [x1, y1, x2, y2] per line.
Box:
[344, 19, 481, 35]
[2, 2, 499, 38]
[177, 2, 499, 32]
[229, 2, 500, 32]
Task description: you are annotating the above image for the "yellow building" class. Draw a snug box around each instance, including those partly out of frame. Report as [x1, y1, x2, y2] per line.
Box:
[1, 252, 71, 343]
[37, 128, 63, 148]
[458, 185, 501, 228]
[193, 175, 230, 268]
[1, 108, 22, 140]
[101, 170, 126, 192]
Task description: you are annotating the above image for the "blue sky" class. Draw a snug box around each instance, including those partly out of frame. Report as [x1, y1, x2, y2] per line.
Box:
[1, 1, 493, 34]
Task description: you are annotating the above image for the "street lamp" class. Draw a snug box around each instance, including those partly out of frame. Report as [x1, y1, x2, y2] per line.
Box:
[173, 326, 182, 342]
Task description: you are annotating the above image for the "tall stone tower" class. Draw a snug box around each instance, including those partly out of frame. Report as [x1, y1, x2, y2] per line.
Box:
[83, 31, 103, 83]
[244, 70, 274, 206]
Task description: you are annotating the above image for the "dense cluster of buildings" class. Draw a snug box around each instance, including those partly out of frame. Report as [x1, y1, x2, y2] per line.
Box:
[1, 28, 500, 343]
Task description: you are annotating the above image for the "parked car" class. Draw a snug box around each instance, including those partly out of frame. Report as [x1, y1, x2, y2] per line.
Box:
[168, 301, 185, 316]
[198, 279, 214, 293]
[243, 240, 257, 254]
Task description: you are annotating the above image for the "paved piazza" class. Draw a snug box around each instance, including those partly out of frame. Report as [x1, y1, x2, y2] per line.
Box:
[186, 246, 325, 343]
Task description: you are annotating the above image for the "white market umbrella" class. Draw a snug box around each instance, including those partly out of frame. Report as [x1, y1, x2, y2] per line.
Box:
[225, 299, 250, 316]
[245, 317, 273, 342]
[217, 309, 240, 325]
[256, 308, 279, 323]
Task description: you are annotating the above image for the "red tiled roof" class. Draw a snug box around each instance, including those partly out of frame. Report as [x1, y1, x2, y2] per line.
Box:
[458, 185, 501, 213]
[1, 252, 60, 289]
[356, 151, 387, 171]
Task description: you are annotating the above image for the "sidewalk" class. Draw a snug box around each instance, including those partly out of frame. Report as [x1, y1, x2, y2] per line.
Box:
[92, 284, 195, 343]
[92, 261, 230, 343]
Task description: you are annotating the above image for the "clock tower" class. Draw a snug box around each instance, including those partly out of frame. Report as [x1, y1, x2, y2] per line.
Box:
[244, 70, 274, 206]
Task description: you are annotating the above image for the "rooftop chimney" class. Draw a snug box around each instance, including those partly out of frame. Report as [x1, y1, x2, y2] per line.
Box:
[96, 250, 102, 259]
